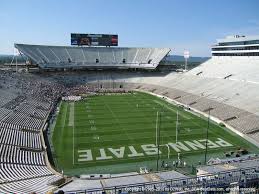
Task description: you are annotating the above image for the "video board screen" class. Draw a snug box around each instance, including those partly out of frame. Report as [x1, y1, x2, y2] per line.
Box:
[71, 33, 118, 46]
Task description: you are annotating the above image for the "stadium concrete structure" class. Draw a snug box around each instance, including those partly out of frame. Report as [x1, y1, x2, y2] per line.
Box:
[0, 35, 258, 193]
[15, 44, 171, 70]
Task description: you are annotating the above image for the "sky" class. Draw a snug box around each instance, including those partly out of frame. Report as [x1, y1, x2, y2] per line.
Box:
[1, 0, 259, 56]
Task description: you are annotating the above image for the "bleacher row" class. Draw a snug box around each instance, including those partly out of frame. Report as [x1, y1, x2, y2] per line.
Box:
[0, 108, 12, 121]
[3, 95, 26, 110]
[0, 163, 53, 183]
[0, 175, 61, 194]
[0, 90, 17, 108]
[0, 144, 44, 165]
[0, 127, 42, 149]
[0, 88, 51, 126]
[0, 83, 62, 193]
[15, 44, 171, 69]
[187, 56, 259, 83]
[27, 98, 52, 111]
[16, 103, 49, 119]
[2, 111, 43, 130]
[0, 121, 35, 131]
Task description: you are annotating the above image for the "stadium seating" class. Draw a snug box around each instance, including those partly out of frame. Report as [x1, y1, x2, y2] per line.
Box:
[0, 89, 18, 108]
[2, 112, 43, 130]
[0, 72, 63, 193]
[0, 175, 60, 194]
[0, 163, 52, 182]
[15, 44, 171, 69]
[0, 108, 12, 121]
[0, 144, 44, 165]
[1, 50, 259, 192]
[187, 56, 259, 82]
[0, 127, 42, 149]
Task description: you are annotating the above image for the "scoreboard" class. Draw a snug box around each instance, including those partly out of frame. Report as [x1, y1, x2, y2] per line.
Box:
[71, 33, 118, 46]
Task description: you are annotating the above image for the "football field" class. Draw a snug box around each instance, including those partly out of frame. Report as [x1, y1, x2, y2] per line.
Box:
[52, 92, 258, 175]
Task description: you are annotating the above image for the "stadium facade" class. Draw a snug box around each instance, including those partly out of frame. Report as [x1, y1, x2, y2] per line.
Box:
[211, 35, 259, 56]
[0, 35, 259, 193]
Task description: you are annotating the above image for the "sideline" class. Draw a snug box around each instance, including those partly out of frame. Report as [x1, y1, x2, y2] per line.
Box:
[137, 89, 259, 148]
[153, 99, 191, 120]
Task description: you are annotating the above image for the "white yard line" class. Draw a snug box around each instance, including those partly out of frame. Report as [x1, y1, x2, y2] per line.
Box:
[73, 124, 75, 165]
[61, 103, 68, 129]
[124, 97, 153, 125]
[70, 102, 75, 165]
[101, 98, 135, 144]
[69, 102, 74, 127]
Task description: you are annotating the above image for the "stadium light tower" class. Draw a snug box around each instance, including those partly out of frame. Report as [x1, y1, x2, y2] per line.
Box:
[204, 108, 211, 164]
[156, 111, 159, 146]
[10, 48, 19, 72]
[156, 111, 161, 171]
[155, 111, 170, 162]
[184, 50, 190, 71]
[175, 110, 179, 144]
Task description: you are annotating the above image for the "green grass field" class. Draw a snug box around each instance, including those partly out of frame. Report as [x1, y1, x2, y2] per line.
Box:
[52, 92, 259, 175]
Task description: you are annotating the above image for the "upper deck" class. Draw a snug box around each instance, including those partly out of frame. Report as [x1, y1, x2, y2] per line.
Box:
[211, 35, 259, 56]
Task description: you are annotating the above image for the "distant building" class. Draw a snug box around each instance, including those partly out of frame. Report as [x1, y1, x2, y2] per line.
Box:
[211, 35, 259, 56]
